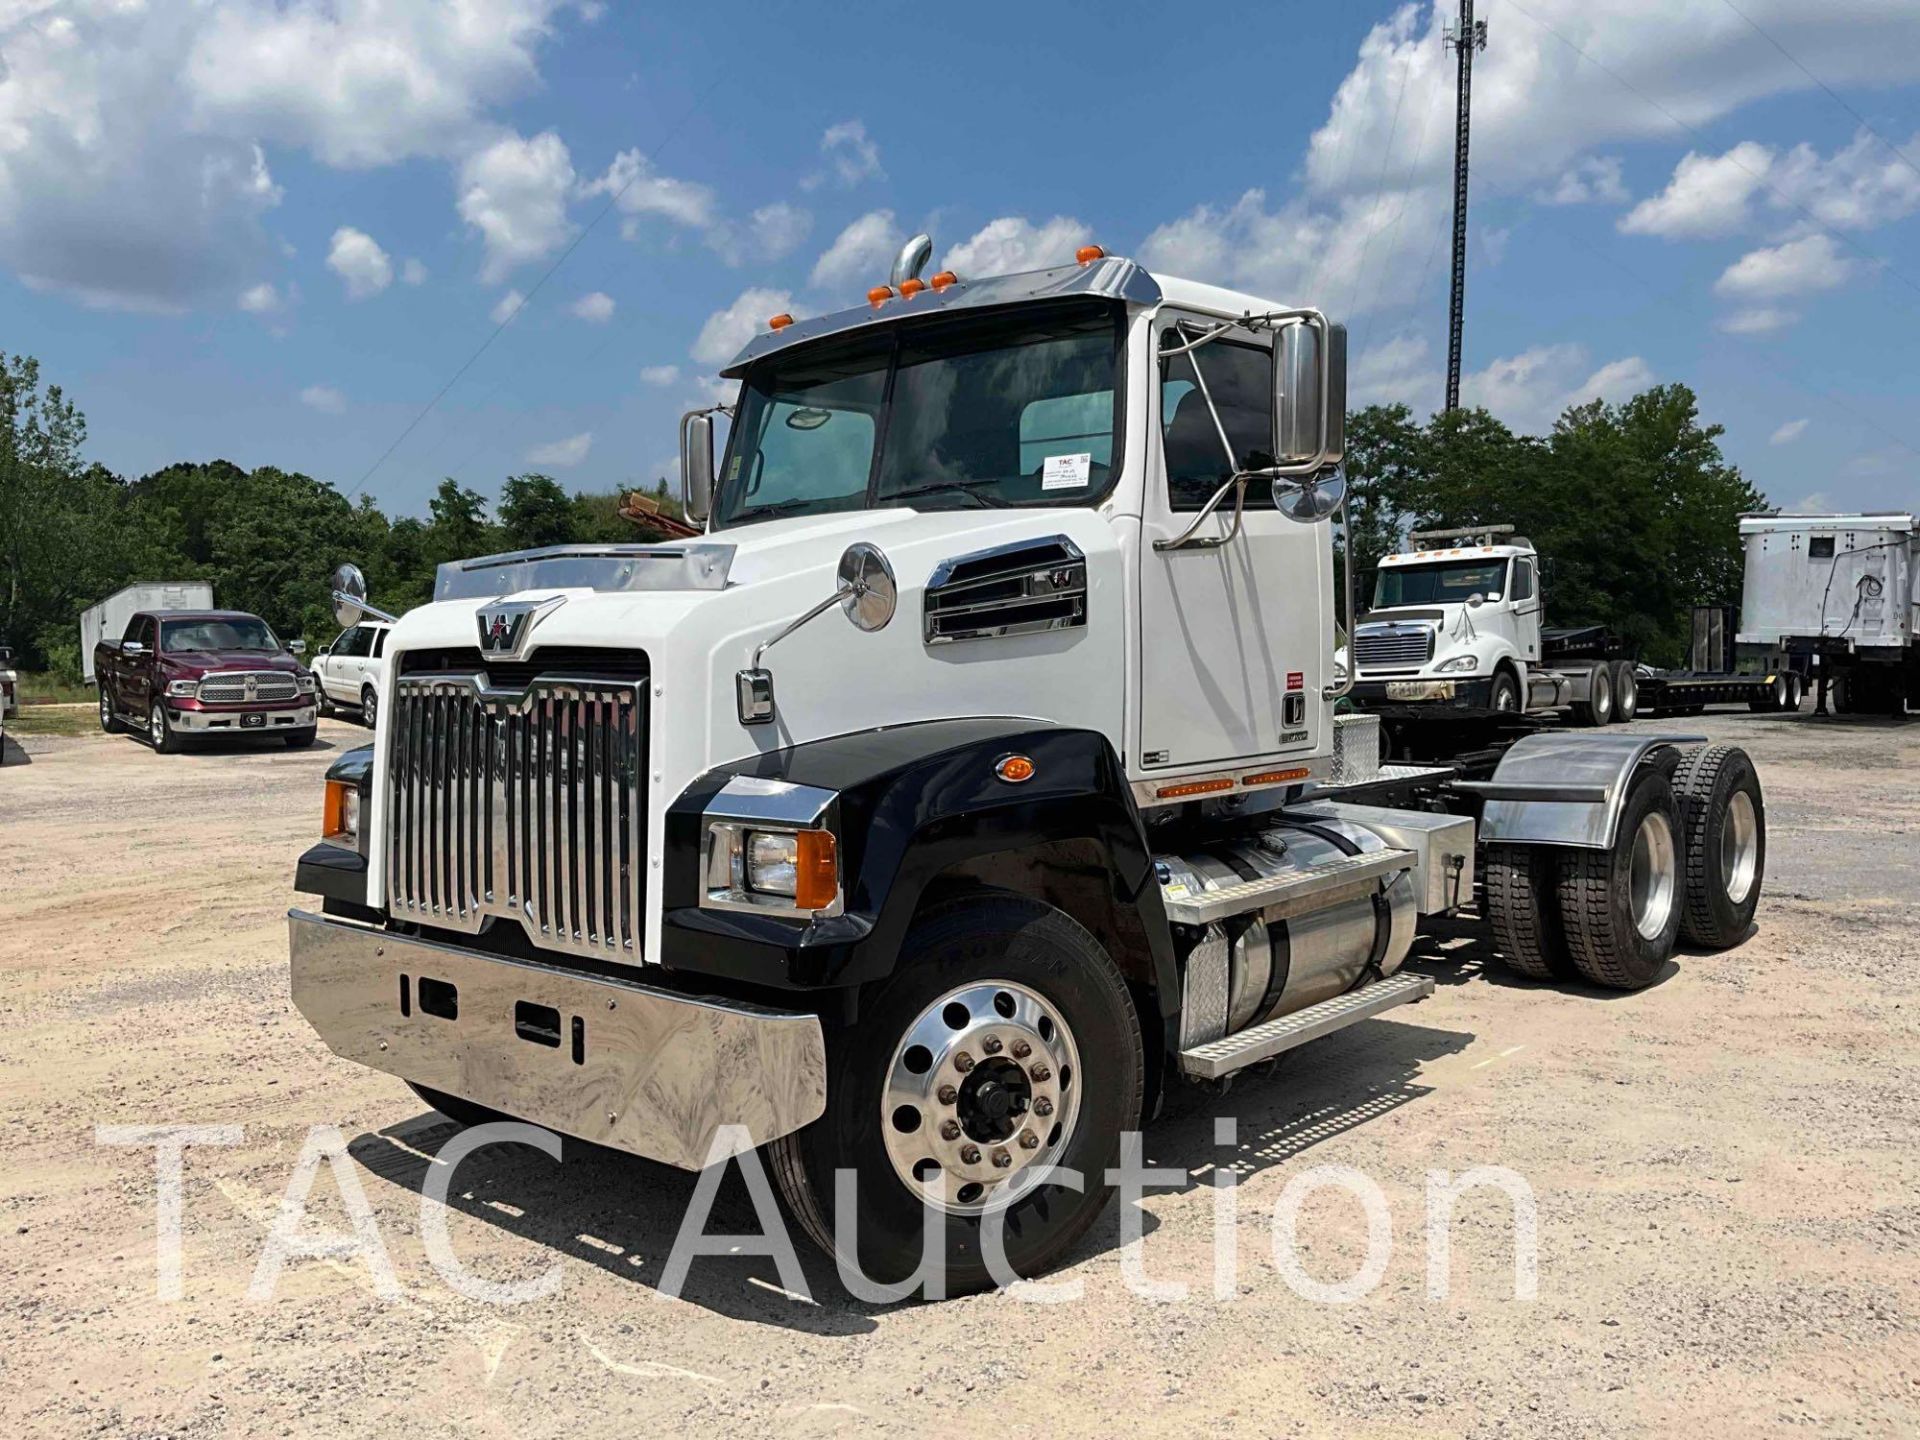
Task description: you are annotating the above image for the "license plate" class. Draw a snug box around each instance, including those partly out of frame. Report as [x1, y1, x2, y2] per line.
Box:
[240, 712, 266, 729]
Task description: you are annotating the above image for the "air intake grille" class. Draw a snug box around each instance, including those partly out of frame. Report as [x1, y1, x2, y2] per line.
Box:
[386, 674, 647, 959]
[199, 671, 300, 702]
[1353, 627, 1434, 669]
[924, 535, 1088, 645]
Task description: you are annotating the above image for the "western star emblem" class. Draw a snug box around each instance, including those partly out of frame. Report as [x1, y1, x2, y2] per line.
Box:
[475, 595, 565, 662]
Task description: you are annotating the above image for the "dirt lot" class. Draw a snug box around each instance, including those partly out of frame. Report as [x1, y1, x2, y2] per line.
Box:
[2, 710, 1916, 1438]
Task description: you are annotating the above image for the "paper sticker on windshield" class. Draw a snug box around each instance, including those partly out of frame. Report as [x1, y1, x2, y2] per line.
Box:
[1041, 452, 1092, 491]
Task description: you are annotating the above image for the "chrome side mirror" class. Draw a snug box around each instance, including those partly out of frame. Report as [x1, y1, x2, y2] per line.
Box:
[122, 640, 147, 657]
[289, 639, 308, 656]
[1273, 317, 1346, 474]
[737, 543, 895, 726]
[331, 563, 369, 627]
[679, 410, 715, 525]
[1467, 592, 1485, 608]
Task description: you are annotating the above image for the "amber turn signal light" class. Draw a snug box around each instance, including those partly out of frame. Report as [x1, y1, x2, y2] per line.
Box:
[1241, 767, 1311, 788]
[794, 830, 839, 912]
[768, 312, 794, 330]
[1155, 777, 1234, 800]
[322, 778, 350, 838]
[929, 270, 958, 291]
[1075, 244, 1106, 265]
[995, 754, 1035, 784]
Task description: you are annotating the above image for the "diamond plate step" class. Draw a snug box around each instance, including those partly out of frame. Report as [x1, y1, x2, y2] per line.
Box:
[1160, 848, 1414, 927]
[1178, 971, 1436, 1079]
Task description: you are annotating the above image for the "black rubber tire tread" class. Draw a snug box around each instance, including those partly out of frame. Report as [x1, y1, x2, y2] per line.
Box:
[1489, 669, 1521, 714]
[768, 891, 1144, 1295]
[1569, 663, 1612, 727]
[1484, 844, 1573, 981]
[1669, 744, 1765, 950]
[1609, 660, 1639, 723]
[1556, 770, 1681, 990]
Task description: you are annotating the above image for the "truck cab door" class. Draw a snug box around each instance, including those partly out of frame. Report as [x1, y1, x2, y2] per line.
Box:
[1134, 313, 1328, 776]
[1510, 557, 1540, 664]
[119, 615, 155, 715]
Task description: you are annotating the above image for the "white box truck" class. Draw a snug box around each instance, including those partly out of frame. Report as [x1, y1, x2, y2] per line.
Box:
[79, 582, 213, 683]
[1737, 513, 1917, 715]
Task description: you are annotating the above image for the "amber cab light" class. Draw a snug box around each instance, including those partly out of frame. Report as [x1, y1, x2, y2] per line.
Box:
[929, 270, 958, 291]
[1155, 776, 1234, 800]
[794, 831, 839, 912]
[768, 312, 794, 330]
[868, 284, 895, 306]
[898, 277, 926, 298]
[995, 754, 1036, 784]
[1241, 766, 1311, 788]
[1075, 244, 1106, 265]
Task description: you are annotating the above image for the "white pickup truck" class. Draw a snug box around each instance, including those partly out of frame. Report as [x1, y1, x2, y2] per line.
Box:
[1345, 525, 1639, 727]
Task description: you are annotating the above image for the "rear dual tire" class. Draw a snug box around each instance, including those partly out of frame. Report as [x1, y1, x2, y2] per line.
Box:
[1670, 744, 1765, 949]
[1570, 662, 1615, 727]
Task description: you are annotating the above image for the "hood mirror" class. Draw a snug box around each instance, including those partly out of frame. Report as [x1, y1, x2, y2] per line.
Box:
[837, 542, 896, 632]
[330, 562, 399, 627]
[1273, 470, 1347, 522]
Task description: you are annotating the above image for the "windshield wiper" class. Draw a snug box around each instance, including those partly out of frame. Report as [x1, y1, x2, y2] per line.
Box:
[729, 497, 819, 523]
[886, 480, 1008, 509]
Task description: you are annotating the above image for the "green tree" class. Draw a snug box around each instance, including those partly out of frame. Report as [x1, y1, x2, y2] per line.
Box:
[498, 473, 575, 550]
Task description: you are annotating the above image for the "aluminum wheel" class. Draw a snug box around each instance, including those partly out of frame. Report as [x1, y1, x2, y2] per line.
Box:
[1629, 809, 1678, 941]
[881, 979, 1081, 1217]
[149, 703, 165, 747]
[99, 688, 113, 729]
[1721, 789, 1759, 905]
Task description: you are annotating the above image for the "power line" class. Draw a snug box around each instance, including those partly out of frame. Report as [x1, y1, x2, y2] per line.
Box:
[1716, 0, 1920, 190]
[345, 72, 726, 502]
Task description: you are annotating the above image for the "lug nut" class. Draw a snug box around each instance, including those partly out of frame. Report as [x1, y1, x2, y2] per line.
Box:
[954, 1052, 976, 1073]
[940, 1119, 962, 1141]
[1033, 1097, 1054, 1118]
[982, 1035, 1002, 1055]
[936, 1083, 958, 1104]
[1011, 1039, 1032, 1059]
[960, 1144, 982, 1165]
[1019, 1131, 1040, 1150]
[1029, 1064, 1051, 1083]
[991, 1148, 1012, 1169]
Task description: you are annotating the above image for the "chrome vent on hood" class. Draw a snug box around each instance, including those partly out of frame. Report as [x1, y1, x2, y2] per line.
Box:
[923, 535, 1088, 645]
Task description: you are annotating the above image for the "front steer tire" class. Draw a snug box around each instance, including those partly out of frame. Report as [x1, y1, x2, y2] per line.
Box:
[769, 893, 1144, 1296]
[1669, 744, 1765, 949]
[149, 702, 182, 754]
[1556, 767, 1683, 990]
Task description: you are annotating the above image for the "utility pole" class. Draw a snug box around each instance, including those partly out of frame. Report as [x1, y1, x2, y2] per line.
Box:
[1444, 1, 1488, 413]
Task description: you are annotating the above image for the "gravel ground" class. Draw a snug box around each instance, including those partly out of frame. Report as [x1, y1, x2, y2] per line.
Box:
[1, 710, 1915, 1438]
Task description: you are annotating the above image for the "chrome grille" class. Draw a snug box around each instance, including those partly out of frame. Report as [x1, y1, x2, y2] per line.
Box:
[198, 670, 299, 702]
[1353, 626, 1434, 670]
[386, 673, 647, 959]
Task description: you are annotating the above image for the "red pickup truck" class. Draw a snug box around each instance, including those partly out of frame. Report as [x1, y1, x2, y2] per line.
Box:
[95, 610, 317, 753]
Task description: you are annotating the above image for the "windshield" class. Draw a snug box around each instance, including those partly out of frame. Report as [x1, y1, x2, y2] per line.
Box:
[1373, 559, 1507, 609]
[714, 299, 1124, 528]
[162, 618, 280, 653]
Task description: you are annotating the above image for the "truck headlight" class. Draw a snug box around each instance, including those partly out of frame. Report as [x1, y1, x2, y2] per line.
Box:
[747, 831, 800, 896]
[705, 822, 840, 915]
[1436, 655, 1479, 674]
[323, 778, 360, 848]
[165, 679, 199, 698]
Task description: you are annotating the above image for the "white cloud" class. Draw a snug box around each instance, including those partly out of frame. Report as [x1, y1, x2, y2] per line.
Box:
[300, 384, 346, 414]
[581, 147, 717, 234]
[944, 216, 1092, 278]
[1538, 156, 1629, 206]
[0, 0, 569, 310]
[238, 282, 283, 314]
[1714, 233, 1854, 301]
[691, 288, 793, 367]
[1791, 489, 1833, 511]
[1620, 143, 1774, 237]
[526, 431, 592, 468]
[810, 209, 902, 290]
[639, 364, 680, 386]
[458, 130, 576, 283]
[401, 258, 428, 285]
[1349, 332, 1443, 410]
[747, 202, 811, 261]
[1458, 344, 1653, 432]
[1720, 306, 1797, 335]
[1770, 127, 1920, 231]
[1769, 418, 1809, 446]
[490, 289, 526, 324]
[326, 226, 393, 299]
[569, 291, 615, 323]
[806, 120, 883, 189]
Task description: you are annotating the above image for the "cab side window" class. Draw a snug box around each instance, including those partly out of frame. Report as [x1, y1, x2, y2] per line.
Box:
[1160, 334, 1277, 510]
[121, 614, 150, 646]
[334, 627, 368, 659]
[1511, 559, 1536, 604]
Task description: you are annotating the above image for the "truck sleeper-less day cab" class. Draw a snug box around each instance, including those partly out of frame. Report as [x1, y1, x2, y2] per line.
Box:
[1346, 525, 1641, 728]
[290, 241, 1768, 1290]
[97, 610, 317, 752]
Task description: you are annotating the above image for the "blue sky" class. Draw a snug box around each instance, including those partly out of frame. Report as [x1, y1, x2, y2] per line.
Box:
[4, 0, 1920, 519]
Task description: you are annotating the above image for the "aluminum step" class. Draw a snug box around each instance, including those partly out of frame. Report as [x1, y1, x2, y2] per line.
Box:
[1160, 848, 1414, 926]
[1177, 971, 1436, 1079]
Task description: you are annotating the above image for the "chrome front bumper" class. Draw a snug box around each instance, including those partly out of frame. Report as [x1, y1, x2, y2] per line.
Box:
[173, 704, 315, 733]
[288, 909, 827, 1169]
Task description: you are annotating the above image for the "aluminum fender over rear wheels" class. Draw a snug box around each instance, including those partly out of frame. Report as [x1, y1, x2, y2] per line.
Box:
[1471, 730, 1706, 851]
[1669, 744, 1765, 949]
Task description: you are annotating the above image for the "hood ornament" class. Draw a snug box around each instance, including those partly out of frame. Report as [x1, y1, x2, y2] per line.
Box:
[476, 595, 566, 662]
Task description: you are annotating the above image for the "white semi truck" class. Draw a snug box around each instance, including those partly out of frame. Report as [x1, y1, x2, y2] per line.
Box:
[287, 241, 1769, 1292]
[1737, 511, 1917, 716]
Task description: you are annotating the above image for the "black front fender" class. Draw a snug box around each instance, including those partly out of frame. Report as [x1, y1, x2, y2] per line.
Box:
[660, 719, 1177, 1018]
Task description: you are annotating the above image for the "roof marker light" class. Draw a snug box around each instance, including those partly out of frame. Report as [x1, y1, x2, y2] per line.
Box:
[768, 312, 794, 330]
[1075, 244, 1106, 265]
[868, 285, 895, 307]
[898, 277, 926, 298]
[929, 270, 958, 291]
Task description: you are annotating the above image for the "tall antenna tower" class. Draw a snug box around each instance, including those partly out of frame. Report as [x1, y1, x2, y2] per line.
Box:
[1444, 1, 1488, 412]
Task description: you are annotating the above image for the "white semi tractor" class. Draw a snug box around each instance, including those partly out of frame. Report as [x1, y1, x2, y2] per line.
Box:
[1738, 511, 1916, 716]
[287, 241, 1769, 1291]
